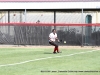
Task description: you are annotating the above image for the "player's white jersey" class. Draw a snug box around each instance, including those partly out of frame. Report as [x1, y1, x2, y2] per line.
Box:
[49, 33, 57, 42]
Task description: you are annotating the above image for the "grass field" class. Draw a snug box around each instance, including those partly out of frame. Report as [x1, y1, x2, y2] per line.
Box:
[0, 46, 100, 75]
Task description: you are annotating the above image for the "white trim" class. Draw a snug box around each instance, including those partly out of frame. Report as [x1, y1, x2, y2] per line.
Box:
[0, 49, 99, 67]
[0, 0, 100, 2]
[0, 2, 100, 9]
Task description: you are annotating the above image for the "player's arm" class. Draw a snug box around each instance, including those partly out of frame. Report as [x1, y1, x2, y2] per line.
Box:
[49, 37, 52, 42]
[55, 33, 59, 42]
[49, 33, 53, 42]
[55, 37, 60, 42]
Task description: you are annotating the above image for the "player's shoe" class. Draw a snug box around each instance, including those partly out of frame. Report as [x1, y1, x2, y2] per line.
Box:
[57, 51, 62, 53]
[53, 52, 57, 54]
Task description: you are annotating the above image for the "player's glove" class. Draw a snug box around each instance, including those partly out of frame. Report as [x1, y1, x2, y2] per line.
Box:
[58, 40, 60, 43]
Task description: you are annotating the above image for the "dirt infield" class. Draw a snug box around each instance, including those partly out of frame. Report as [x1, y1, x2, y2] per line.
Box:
[0, 45, 99, 49]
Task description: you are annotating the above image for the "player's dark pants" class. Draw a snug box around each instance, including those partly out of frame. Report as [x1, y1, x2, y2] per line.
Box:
[49, 41, 59, 53]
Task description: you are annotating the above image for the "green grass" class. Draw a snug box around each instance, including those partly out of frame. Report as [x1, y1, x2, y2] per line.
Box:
[0, 47, 100, 75]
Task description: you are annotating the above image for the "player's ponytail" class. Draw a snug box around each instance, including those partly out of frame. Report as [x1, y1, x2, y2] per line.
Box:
[52, 29, 55, 32]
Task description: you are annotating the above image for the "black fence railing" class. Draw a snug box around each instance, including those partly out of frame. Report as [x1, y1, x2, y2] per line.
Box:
[0, 24, 100, 46]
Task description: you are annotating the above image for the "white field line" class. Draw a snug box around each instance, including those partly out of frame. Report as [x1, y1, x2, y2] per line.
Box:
[0, 49, 99, 67]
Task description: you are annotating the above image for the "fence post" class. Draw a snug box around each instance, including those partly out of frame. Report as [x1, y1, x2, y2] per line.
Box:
[54, 11, 56, 29]
[81, 8, 84, 47]
[25, 9, 27, 23]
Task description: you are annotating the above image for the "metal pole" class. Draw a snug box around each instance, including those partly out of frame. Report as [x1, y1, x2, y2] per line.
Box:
[81, 8, 84, 47]
[95, 11, 98, 32]
[25, 9, 27, 23]
[25, 9, 28, 46]
[8, 11, 10, 35]
[8, 11, 10, 23]
[54, 11, 56, 29]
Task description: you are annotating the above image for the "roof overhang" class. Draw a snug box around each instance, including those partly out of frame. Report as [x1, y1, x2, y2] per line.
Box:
[0, 0, 100, 2]
[0, 2, 100, 9]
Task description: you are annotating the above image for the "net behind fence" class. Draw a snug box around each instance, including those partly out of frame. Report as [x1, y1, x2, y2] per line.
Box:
[0, 23, 100, 46]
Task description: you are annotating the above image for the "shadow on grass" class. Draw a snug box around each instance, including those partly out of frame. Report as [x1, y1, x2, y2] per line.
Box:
[44, 52, 53, 54]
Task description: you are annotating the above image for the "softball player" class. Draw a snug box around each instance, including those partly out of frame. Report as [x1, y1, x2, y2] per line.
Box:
[49, 29, 60, 54]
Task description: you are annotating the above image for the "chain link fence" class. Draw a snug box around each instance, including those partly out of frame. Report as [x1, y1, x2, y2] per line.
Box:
[0, 10, 100, 46]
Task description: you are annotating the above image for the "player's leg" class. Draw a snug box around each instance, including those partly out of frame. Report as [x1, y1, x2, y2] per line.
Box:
[56, 46, 59, 53]
[49, 41, 58, 53]
[52, 41, 59, 53]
